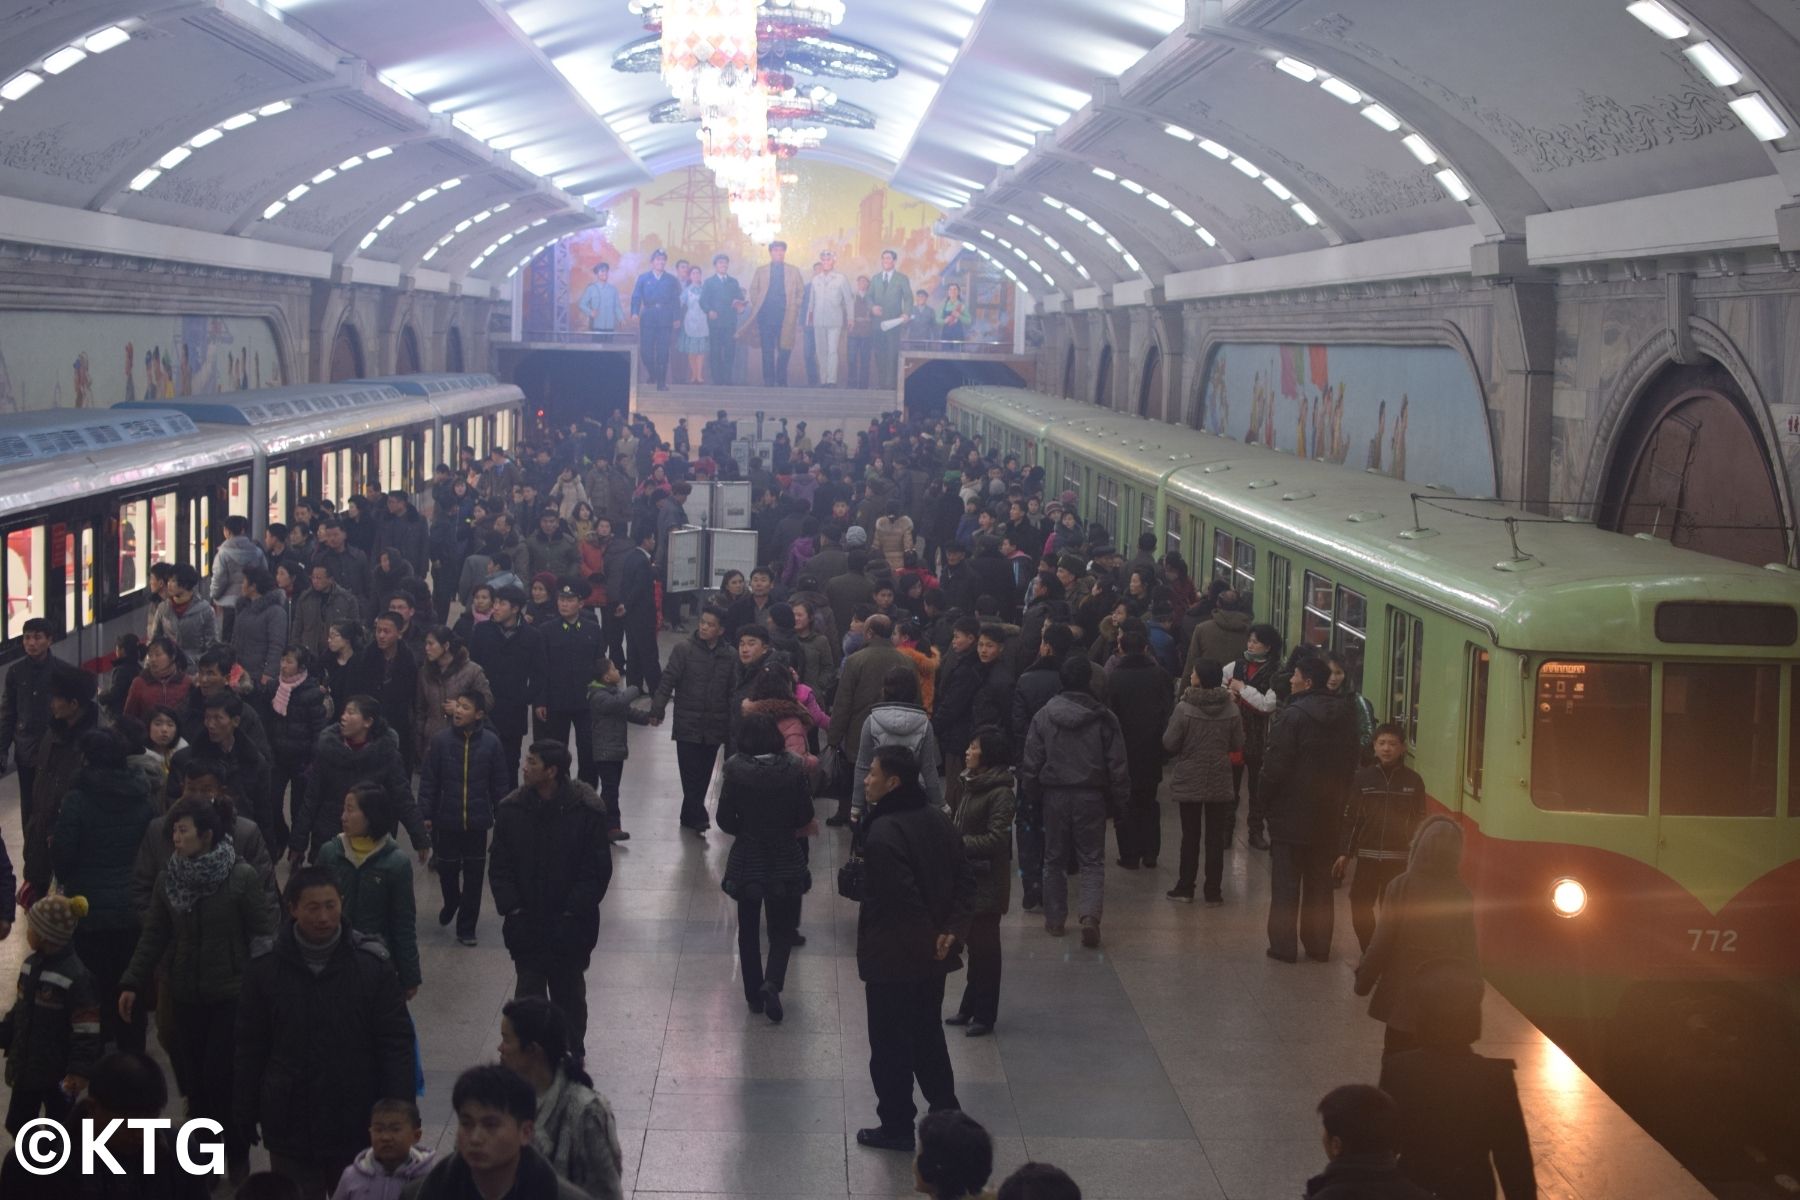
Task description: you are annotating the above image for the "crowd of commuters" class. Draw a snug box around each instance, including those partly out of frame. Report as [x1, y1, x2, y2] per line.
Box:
[579, 243, 976, 391]
[0, 399, 1532, 1198]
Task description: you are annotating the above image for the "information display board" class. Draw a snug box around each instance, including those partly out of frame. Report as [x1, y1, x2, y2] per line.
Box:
[666, 527, 706, 593]
[684, 480, 717, 528]
[708, 529, 761, 588]
[712, 480, 752, 529]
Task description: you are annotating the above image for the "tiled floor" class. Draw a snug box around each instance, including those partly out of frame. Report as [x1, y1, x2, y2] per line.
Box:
[0, 646, 1712, 1198]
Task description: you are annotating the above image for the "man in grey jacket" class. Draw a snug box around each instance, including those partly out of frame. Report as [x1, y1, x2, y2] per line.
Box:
[210, 515, 266, 639]
[1019, 656, 1129, 947]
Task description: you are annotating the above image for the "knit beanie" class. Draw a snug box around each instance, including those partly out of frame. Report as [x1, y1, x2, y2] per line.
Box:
[28, 894, 88, 945]
[844, 525, 869, 548]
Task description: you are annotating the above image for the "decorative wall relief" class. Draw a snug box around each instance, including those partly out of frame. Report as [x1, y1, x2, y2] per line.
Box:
[0, 312, 282, 412]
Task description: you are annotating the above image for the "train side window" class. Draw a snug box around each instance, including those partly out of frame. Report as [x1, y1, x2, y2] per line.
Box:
[1267, 554, 1292, 640]
[1096, 476, 1119, 540]
[149, 494, 176, 572]
[1531, 661, 1649, 814]
[227, 474, 250, 520]
[1302, 571, 1334, 648]
[423, 427, 436, 480]
[267, 465, 288, 528]
[1661, 663, 1779, 816]
[188, 495, 210, 578]
[5, 525, 47, 639]
[1333, 586, 1367, 654]
[1387, 608, 1425, 743]
[1212, 529, 1235, 584]
[118, 500, 148, 594]
[1233, 538, 1256, 594]
[1464, 646, 1489, 799]
[1164, 507, 1182, 558]
[1140, 495, 1155, 545]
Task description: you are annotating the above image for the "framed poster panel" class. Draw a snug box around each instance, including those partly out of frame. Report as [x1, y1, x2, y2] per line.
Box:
[712, 480, 752, 529]
[684, 480, 717, 528]
[666, 527, 707, 593]
[708, 528, 760, 588]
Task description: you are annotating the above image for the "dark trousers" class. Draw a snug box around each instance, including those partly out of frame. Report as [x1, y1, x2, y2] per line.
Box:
[804, 328, 819, 384]
[956, 911, 1003, 1026]
[1240, 755, 1266, 836]
[431, 559, 460, 624]
[596, 760, 624, 830]
[642, 322, 673, 386]
[625, 616, 662, 692]
[173, 998, 246, 1164]
[73, 926, 146, 1054]
[268, 760, 305, 856]
[1118, 780, 1161, 865]
[514, 958, 589, 1057]
[759, 320, 791, 385]
[1015, 792, 1043, 900]
[864, 974, 958, 1131]
[498, 727, 525, 785]
[4, 1083, 68, 1135]
[1349, 856, 1406, 953]
[874, 332, 901, 390]
[436, 828, 488, 938]
[736, 893, 802, 1002]
[536, 708, 597, 787]
[708, 329, 736, 384]
[599, 607, 627, 670]
[848, 336, 873, 388]
[675, 740, 719, 829]
[15, 761, 36, 831]
[1175, 803, 1234, 900]
[1268, 840, 1335, 960]
[270, 1151, 352, 1200]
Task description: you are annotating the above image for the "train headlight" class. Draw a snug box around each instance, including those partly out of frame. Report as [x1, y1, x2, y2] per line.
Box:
[1550, 877, 1587, 919]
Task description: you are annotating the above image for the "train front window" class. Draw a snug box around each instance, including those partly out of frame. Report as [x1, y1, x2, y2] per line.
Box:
[1532, 661, 1649, 815]
[5, 526, 46, 639]
[1661, 663, 1778, 817]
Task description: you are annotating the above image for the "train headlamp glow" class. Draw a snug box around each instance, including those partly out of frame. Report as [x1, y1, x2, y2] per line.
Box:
[1550, 877, 1587, 919]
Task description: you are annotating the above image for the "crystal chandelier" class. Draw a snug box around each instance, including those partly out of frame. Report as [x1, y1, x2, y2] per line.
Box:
[728, 155, 783, 242]
[631, 0, 760, 119]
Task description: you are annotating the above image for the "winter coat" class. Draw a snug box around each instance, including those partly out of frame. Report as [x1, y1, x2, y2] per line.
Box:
[373, 507, 430, 585]
[316, 835, 420, 991]
[0, 944, 102, 1089]
[1161, 686, 1243, 805]
[23, 701, 102, 892]
[1260, 689, 1359, 846]
[105, 657, 144, 722]
[898, 645, 940, 714]
[298, 724, 426, 852]
[549, 476, 591, 521]
[1184, 607, 1250, 675]
[122, 858, 276, 1004]
[168, 732, 273, 837]
[1106, 653, 1174, 791]
[1355, 816, 1480, 1034]
[792, 629, 838, 701]
[233, 924, 415, 1163]
[229, 589, 288, 686]
[349, 644, 418, 755]
[1379, 1045, 1537, 1200]
[954, 767, 1017, 915]
[588, 681, 646, 762]
[650, 632, 736, 745]
[209, 535, 266, 607]
[151, 598, 219, 658]
[468, 617, 548, 738]
[405, 1146, 590, 1200]
[851, 702, 944, 817]
[1303, 1153, 1435, 1200]
[828, 636, 911, 754]
[532, 1066, 625, 1200]
[130, 811, 276, 914]
[178, 682, 271, 761]
[50, 766, 158, 931]
[1341, 762, 1428, 862]
[525, 528, 582, 582]
[489, 780, 614, 963]
[1008, 656, 1062, 749]
[873, 514, 914, 572]
[717, 751, 815, 901]
[968, 549, 1019, 621]
[291, 582, 361, 659]
[416, 649, 492, 747]
[855, 780, 976, 984]
[418, 723, 510, 835]
[0, 652, 56, 770]
[541, 613, 606, 712]
[807, 545, 850, 585]
[1224, 656, 1286, 761]
[1020, 691, 1130, 813]
[268, 673, 330, 772]
[823, 569, 875, 638]
[332, 1147, 436, 1200]
[741, 698, 816, 773]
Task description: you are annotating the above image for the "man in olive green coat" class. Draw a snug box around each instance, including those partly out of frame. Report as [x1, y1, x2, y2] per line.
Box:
[866, 250, 912, 392]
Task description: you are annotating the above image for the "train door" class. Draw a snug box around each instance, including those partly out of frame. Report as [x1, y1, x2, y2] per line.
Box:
[3, 521, 47, 642]
[320, 447, 353, 510]
[1460, 644, 1491, 822]
[266, 464, 290, 528]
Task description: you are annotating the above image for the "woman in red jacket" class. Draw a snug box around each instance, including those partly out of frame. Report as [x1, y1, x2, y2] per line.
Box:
[122, 637, 192, 722]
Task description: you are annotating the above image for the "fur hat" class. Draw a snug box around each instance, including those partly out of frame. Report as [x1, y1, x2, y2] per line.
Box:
[28, 894, 88, 945]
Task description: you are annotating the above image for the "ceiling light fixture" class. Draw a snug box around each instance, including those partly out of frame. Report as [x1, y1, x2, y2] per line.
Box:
[1626, 0, 1689, 39]
[1275, 56, 1317, 82]
[357, 178, 467, 252]
[1728, 93, 1788, 140]
[131, 100, 298, 193]
[1360, 104, 1401, 132]
[1400, 133, 1438, 164]
[1682, 42, 1741, 87]
[1319, 76, 1362, 104]
[261, 145, 397, 220]
[1434, 168, 1472, 202]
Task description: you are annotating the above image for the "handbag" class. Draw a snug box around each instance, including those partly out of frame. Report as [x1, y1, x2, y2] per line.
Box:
[836, 843, 866, 902]
[818, 742, 853, 800]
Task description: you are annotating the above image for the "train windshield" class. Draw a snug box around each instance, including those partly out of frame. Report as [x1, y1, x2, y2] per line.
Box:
[1531, 661, 1649, 814]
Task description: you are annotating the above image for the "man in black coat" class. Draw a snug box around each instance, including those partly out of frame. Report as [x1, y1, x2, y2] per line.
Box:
[1261, 656, 1359, 963]
[235, 867, 414, 1200]
[352, 612, 419, 774]
[1105, 624, 1175, 871]
[373, 490, 430, 582]
[312, 518, 373, 616]
[468, 585, 548, 779]
[966, 536, 1018, 621]
[613, 525, 662, 692]
[854, 744, 976, 1153]
[536, 583, 607, 787]
[1007, 623, 1073, 912]
[0, 618, 56, 832]
[488, 741, 613, 1061]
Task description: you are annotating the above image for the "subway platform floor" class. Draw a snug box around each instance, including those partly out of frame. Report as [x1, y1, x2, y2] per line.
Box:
[0, 671, 1710, 1198]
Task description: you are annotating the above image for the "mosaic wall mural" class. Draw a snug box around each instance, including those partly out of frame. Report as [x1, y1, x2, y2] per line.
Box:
[0, 312, 282, 412]
[1198, 341, 1498, 497]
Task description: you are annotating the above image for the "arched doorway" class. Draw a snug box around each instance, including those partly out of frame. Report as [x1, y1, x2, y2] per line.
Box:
[398, 325, 422, 374]
[445, 326, 465, 373]
[1094, 345, 1113, 409]
[1062, 343, 1076, 399]
[329, 322, 364, 382]
[1598, 361, 1790, 566]
[1138, 345, 1162, 417]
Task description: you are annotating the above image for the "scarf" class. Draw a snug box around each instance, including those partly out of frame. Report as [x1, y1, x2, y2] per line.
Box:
[164, 837, 238, 914]
[297, 922, 341, 976]
[341, 833, 391, 867]
[471, 608, 492, 624]
[272, 669, 306, 717]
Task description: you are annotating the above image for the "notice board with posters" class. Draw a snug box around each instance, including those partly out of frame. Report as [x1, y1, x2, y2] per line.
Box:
[712, 481, 752, 529]
[667, 527, 706, 593]
[708, 529, 760, 589]
[685, 481, 717, 528]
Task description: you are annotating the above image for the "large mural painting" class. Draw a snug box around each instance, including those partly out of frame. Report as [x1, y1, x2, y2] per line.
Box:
[1199, 342, 1497, 497]
[524, 160, 1014, 344]
[0, 312, 282, 412]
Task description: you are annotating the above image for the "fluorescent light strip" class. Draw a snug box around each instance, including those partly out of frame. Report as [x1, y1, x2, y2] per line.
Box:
[1728, 93, 1788, 141]
[1041, 195, 1138, 276]
[357, 176, 467, 253]
[0, 24, 129, 107]
[1319, 76, 1362, 104]
[133, 99, 297, 192]
[1401, 134, 1437, 164]
[1275, 56, 1317, 82]
[1626, 0, 1688, 39]
[1683, 42, 1741, 87]
[261, 145, 394, 220]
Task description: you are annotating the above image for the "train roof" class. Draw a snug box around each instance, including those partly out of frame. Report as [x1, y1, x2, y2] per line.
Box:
[0, 408, 202, 468]
[950, 386, 1800, 656]
[0, 421, 255, 515]
[354, 373, 525, 420]
[112, 382, 407, 427]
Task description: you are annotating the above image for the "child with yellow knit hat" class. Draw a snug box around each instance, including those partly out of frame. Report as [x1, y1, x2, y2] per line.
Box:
[0, 893, 104, 1133]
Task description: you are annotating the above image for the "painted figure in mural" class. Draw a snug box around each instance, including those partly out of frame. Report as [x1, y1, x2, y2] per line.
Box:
[1368, 400, 1387, 472]
[1296, 394, 1309, 461]
[179, 342, 192, 397]
[739, 240, 805, 387]
[680, 264, 710, 385]
[73, 352, 93, 408]
[124, 342, 136, 403]
[630, 248, 683, 391]
[1391, 395, 1409, 481]
[1246, 368, 1265, 446]
[848, 276, 874, 389]
[867, 249, 912, 390]
[1263, 386, 1276, 450]
[906, 290, 938, 343]
[1206, 354, 1228, 437]
[940, 284, 967, 346]
[700, 253, 745, 386]
[579, 262, 623, 333]
[800, 261, 824, 385]
[808, 250, 853, 387]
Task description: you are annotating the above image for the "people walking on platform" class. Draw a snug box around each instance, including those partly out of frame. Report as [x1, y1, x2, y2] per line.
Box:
[498, 997, 626, 1200]
[586, 656, 647, 842]
[1, 893, 102, 1135]
[1161, 658, 1244, 905]
[850, 666, 944, 822]
[419, 690, 509, 946]
[1008, 622, 1073, 912]
[314, 782, 420, 998]
[536, 584, 606, 787]
[1261, 655, 1358, 964]
[613, 526, 662, 693]
[1019, 657, 1127, 947]
[650, 606, 735, 833]
[944, 727, 1015, 1037]
[1104, 624, 1173, 870]
[1336, 723, 1427, 953]
[468, 585, 548, 776]
[1225, 623, 1286, 850]
[827, 613, 910, 825]
[854, 744, 975, 1153]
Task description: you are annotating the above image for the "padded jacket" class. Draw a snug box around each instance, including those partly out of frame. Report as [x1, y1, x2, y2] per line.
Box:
[123, 856, 276, 1004]
[953, 767, 1016, 915]
[416, 649, 491, 747]
[298, 723, 427, 852]
[468, 618, 547, 738]
[50, 765, 159, 932]
[855, 781, 976, 984]
[229, 589, 288, 686]
[316, 835, 420, 990]
[291, 582, 361, 659]
[1161, 686, 1244, 805]
[1260, 689, 1359, 847]
[587, 681, 646, 762]
[650, 633, 736, 746]
[717, 751, 815, 901]
[268, 674, 331, 773]
[1019, 691, 1130, 812]
[418, 723, 510, 835]
[489, 780, 614, 961]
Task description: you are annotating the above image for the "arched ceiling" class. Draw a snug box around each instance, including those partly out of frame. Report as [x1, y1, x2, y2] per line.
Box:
[1, 0, 1797, 299]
